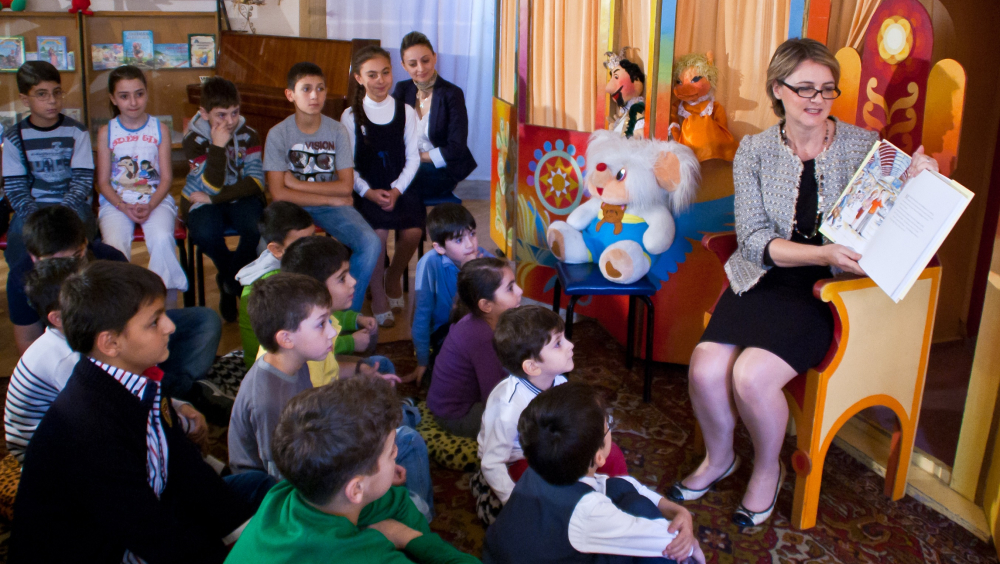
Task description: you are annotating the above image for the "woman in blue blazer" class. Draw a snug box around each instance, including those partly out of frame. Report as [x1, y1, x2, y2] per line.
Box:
[392, 32, 478, 201]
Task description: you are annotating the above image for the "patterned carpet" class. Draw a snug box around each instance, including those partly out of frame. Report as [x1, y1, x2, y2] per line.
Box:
[378, 319, 999, 564]
[0, 319, 996, 563]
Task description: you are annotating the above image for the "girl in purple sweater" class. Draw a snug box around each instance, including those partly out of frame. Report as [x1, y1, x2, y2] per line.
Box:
[427, 257, 523, 437]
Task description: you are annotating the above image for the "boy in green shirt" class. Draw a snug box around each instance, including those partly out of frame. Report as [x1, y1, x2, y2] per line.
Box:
[236, 201, 377, 369]
[226, 377, 478, 564]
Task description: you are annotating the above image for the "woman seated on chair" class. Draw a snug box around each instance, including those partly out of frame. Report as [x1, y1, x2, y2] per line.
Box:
[666, 38, 939, 529]
[392, 31, 478, 203]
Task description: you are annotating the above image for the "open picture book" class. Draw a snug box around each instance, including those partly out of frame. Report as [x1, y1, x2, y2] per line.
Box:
[819, 139, 973, 302]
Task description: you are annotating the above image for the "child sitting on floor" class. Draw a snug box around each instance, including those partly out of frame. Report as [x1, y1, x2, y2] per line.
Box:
[7, 205, 222, 400]
[278, 235, 388, 384]
[484, 382, 705, 564]
[11, 261, 268, 563]
[407, 203, 492, 385]
[243, 260, 434, 519]
[427, 257, 522, 438]
[5, 257, 208, 463]
[229, 273, 338, 480]
[226, 377, 478, 563]
[474, 306, 629, 524]
[236, 201, 316, 368]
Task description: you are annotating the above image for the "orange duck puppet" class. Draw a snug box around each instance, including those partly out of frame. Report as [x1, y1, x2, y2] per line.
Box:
[669, 52, 737, 162]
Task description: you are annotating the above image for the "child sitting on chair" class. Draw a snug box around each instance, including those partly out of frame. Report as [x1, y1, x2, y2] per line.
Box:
[484, 382, 704, 563]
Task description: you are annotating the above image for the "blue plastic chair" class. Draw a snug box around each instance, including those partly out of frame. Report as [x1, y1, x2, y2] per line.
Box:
[551, 261, 659, 402]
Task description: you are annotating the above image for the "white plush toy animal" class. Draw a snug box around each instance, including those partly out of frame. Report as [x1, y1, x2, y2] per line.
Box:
[547, 130, 700, 284]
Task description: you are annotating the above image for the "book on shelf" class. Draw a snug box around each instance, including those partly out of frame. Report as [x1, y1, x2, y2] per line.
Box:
[123, 30, 155, 68]
[36, 36, 68, 70]
[819, 139, 973, 302]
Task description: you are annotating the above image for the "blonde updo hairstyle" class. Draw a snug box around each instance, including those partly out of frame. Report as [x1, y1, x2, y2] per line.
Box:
[765, 38, 840, 120]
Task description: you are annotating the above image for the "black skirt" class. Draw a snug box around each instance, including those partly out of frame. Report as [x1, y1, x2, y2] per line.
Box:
[701, 262, 835, 374]
[353, 187, 426, 231]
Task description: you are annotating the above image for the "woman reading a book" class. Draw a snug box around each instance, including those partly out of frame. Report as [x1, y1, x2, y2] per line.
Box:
[666, 38, 939, 529]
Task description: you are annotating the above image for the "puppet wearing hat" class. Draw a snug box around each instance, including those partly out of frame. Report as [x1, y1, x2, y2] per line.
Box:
[668, 52, 737, 162]
[604, 48, 646, 139]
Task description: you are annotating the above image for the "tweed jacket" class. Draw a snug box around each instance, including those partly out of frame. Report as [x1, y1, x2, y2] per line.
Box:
[725, 118, 878, 294]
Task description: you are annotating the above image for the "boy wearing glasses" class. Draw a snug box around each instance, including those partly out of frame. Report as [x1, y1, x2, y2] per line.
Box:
[264, 61, 380, 313]
[484, 382, 705, 564]
[2, 61, 95, 271]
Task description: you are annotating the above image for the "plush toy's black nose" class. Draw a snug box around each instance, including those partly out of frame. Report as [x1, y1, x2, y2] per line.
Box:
[596, 163, 607, 172]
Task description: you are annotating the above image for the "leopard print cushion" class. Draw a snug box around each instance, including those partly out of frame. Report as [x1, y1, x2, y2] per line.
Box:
[414, 401, 479, 472]
[0, 454, 21, 521]
[471, 467, 502, 526]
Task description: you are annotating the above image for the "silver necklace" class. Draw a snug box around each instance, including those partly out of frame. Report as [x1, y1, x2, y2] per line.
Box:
[782, 120, 832, 238]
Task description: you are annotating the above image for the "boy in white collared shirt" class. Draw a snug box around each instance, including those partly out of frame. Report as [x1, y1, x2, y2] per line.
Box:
[475, 306, 629, 523]
[483, 382, 705, 564]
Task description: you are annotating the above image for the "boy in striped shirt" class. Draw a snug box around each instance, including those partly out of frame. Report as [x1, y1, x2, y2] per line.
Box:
[1, 61, 95, 271]
[4, 256, 209, 462]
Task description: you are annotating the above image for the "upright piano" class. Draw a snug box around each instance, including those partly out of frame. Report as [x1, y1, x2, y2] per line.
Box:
[186, 31, 378, 142]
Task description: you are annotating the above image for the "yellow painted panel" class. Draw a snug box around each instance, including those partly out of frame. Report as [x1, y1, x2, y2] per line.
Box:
[819, 279, 933, 441]
[831, 47, 861, 124]
[956, 281, 1000, 502]
[922, 59, 966, 177]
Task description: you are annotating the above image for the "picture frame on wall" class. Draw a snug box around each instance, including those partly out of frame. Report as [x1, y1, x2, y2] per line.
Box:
[37, 36, 68, 70]
[91, 44, 125, 71]
[153, 44, 191, 69]
[122, 30, 155, 68]
[188, 34, 216, 68]
[0, 36, 26, 73]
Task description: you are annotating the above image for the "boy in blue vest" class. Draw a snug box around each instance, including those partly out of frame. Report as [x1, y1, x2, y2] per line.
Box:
[484, 382, 704, 564]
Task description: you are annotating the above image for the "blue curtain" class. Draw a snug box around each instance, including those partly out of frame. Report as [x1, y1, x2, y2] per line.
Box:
[326, 0, 496, 181]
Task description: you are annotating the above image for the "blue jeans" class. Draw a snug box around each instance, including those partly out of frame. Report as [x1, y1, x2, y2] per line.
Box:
[396, 425, 434, 521]
[223, 470, 277, 512]
[159, 307, 223, 397]
[303, 205, 380, 312]
[360, 355, 396, 377]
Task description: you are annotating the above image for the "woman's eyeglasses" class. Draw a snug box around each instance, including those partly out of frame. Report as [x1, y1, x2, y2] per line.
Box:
[778, 80, 841, 100]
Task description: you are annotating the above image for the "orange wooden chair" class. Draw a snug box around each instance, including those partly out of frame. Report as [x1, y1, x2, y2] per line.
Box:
[701, 232, 941, 529]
